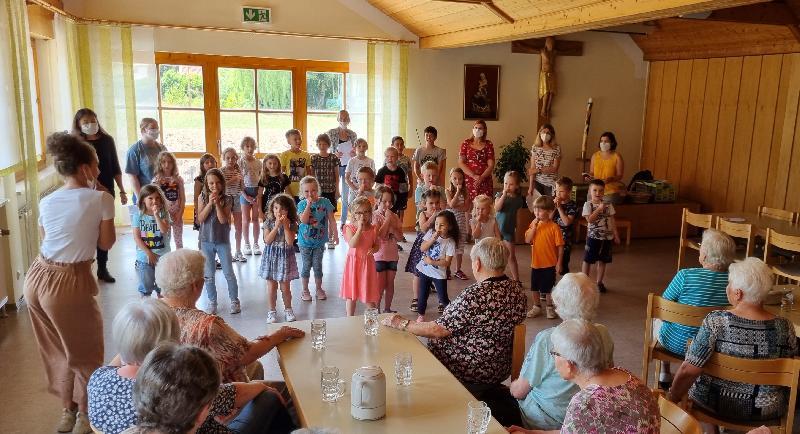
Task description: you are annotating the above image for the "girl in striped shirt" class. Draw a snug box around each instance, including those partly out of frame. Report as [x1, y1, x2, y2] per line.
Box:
[221, 147, 246, 262]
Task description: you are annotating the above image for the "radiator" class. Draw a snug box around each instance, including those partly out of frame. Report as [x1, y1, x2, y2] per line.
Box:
[16, 184, 59, 275]
[0, 198, 10, 316]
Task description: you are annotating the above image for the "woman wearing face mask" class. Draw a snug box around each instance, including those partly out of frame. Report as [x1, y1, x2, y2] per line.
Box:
[326, 110, 358, 229]
[25, 132, 116, 434]
[458, 120, 495, 200]
[584, 131, 625, 204]
[71, 108, 126, 283]
[528, 124, 561, 197]
[125, 118, 167, 207]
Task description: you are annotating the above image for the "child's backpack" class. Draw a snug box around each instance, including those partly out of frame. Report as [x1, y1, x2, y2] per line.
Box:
[627, 170, 653, 190]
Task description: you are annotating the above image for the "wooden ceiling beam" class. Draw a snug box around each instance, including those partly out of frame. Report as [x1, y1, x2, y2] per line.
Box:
[416, 0, 768, 48]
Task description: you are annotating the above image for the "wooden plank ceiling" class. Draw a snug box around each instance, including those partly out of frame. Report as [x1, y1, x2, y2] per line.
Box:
[368, 0, 770, 48]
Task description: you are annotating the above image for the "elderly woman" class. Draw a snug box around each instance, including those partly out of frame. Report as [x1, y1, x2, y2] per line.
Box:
[156, 249, 304, 383]
[326, 110, 358, 229]
[668, 257, 797, 424]
[383, 237, 527, 425]
[508, 320, 660, 434]
[658, 228, 735, 386]
[509, 273, 614, 430]
[88, 299, 294, 434]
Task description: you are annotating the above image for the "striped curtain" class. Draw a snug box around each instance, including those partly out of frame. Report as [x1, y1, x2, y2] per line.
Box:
[367, 42, 408, 158]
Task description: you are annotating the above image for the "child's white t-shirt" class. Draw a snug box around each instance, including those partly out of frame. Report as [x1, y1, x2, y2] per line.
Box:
[415, 230, 456, 280]
[582, 201, 616, 240]
[344, 156, 375, 185]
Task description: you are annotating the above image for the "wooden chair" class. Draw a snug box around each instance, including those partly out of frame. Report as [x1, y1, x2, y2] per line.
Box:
[764, 229, 800, 283]
[511, 323, 526, 379]
[677, 209, 716, 271]
[641, 293, 725, 390]
[686, 352, 800, 433]
[759, 206, 796, 223]
[716, 218, 755, 259]
[655, 391, 702, 434]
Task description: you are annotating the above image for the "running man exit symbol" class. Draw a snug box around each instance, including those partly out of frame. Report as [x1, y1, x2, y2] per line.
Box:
[242, 7, 271, 23]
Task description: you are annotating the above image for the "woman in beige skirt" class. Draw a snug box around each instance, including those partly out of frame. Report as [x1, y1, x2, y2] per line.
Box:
[25, 132, 116, 434]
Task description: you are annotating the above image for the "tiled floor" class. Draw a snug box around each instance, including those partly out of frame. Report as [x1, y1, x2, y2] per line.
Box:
[0, 227, 682, 433]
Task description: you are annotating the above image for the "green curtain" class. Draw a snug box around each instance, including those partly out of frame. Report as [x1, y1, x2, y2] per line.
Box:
[367, 42, 408, 156]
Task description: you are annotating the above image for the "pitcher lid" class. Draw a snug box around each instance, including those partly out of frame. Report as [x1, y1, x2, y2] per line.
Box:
[354, 366, 384, 378]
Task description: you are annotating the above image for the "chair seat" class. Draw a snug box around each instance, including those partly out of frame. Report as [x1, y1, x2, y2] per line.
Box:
[775, 262, 800, 279]
[685, 238, 701, 251]
[690, 403, 781, 432]
[652, 344, 684, 364]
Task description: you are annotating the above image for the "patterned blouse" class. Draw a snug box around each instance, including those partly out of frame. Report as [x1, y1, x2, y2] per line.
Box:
[172, 307, 252, 383]
[532, 145, 561, 190]
[458, 138, 495, 200]
[561, 368, 660, 434]
[429, 275, 527, 384]
[686, 310, 797, 421]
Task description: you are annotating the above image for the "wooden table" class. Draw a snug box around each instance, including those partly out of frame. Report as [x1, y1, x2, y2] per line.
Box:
[269, 315, 507, 433]
[713, 212, 800, 237]
[764, 285, 800, 336]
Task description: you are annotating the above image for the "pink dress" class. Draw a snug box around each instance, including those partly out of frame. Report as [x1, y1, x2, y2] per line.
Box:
[373, 212, 399, 263]
[340, 224, 379, 303]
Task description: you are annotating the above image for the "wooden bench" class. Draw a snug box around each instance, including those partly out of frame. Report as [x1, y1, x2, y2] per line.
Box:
[576, 218, 632, 245]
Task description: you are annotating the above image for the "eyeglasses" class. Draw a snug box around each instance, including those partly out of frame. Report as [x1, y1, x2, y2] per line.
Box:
[549, 350, 561, 358]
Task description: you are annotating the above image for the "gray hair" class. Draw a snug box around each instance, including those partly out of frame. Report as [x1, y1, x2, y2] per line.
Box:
[133, 344, 220, 433]
[155, 249, 205, 299]
[728, 257, 773, 304]
[470, 237, 508, 271]
[552, 273, 600, 321]
[700, 229, 736, 269]
[551, 319, 605, 376]
[112, 299, 180, 364]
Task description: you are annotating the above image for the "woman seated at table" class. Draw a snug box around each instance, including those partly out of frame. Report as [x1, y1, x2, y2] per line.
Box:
[383, 237, 527, 426]
[668, 257, 798, 425]
[509, 273, 614, 430]
[508, 320, 660, 434]
[658, 229, 735, 387]
[87, 299, 295, 434]
[156, 249, 304, 383]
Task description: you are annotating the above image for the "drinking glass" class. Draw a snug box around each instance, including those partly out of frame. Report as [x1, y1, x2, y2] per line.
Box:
[394, 352, 413, 386]
[311, 319, 326, 350]
[466, 400, 491, 434]
[320, 366, 345, 403]
[364, 308, 379, 336]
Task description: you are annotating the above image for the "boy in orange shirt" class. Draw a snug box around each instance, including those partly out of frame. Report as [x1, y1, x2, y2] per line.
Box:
[524, 196, 564, 319]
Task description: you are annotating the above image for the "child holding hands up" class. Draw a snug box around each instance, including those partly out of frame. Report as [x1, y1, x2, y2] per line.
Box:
[297, 176, 338, 302]
[341, 196, 379, 316]
[524, 196, 563, 319]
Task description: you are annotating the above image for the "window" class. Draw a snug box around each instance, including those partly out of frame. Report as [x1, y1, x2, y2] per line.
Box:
[306, 71, 343, 146]
[158, 64, 205, 153]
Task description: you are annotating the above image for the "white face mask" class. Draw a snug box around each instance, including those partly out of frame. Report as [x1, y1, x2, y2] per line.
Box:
[473, 128, 484, 138]
[145, 129, 160, 141]
[81, 122, 99, 136]
[599, 142, 611, 152]
[540, 133, 552, 143]
[339, 121, 349, 129]
[83, 167, 97, 190]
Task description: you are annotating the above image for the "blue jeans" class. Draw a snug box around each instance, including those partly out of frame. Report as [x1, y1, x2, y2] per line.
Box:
[299, 246, 324, 279]
[417, 273, 449, 315]
[339, 166, 349, 226]
[135, 260, 161, 296]
[200, 241, 239, 303]
[227, 389, 296, 434]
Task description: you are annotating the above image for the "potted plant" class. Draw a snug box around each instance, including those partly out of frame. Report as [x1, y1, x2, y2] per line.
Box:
[493, 134, 530, 184]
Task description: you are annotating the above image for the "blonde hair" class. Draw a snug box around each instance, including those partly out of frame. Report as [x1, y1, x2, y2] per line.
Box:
[139, 117, 158, 131]
[385, 147, 399, 157]
[422, 161, 438, 173]
[349, 196, 372, 220]
[533, 123, 558, 148]
[533, 195, 555, 211]
[154, 151, 179, 178]
[299, 175, 320, 194]
[472, 194, 495, 216]
[222, 147, 238, 165]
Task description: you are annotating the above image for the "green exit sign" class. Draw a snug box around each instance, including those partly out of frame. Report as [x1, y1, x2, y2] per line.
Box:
[242, 6, 271, 23]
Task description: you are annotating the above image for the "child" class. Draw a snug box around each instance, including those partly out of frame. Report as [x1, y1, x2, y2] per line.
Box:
[297, 176, 337, 302]
[415, 210, 459, 321]
[412, 125, 446, 185]
[260, 193, 300, 323]
[446, 167, 472, 280]
[470, 194, 501, 241]
[280, 129, 311, 203]
[350, 166, 377, 208]
[390, 136, 412, 236]
[132, 184, 171, 298]
[310, 134, 341, 248]
[152, 151, 185, 249]
[373, 185, 402, 313]
[221, 147, 246, 262]
[524, 196, 564, 319]
[553, 177, 578, 274]
[404, 189, 442, 312]
[414, 161, 446, 209]
[376, 146, 409, 217]
[257, 154, 290, 222]
[196, 168, 240, 315]
[239, 137, 262, 256]
[341, 196, 380, 316]
[582, 179, 620, 293]
[495, 171, 525, 282]
[344, 139, 375, 208]
[193, 153, 217, 232]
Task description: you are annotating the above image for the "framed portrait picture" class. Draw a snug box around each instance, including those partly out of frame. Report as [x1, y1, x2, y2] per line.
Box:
[464, 64, 500, 120]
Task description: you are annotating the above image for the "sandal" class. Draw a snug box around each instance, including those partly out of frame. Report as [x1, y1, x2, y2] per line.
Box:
[316, 290, 327, 300]
[301, 290, 312, 301]
[409, 298, 418, 312]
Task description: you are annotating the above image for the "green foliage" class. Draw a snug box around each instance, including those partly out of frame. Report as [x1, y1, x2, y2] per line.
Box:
[493, 135, 530, 184]
[306, 72, 342, 111]
[159, 65, 203, 108]
[218, 68, 255, 109]
[258, 70, 292, 110]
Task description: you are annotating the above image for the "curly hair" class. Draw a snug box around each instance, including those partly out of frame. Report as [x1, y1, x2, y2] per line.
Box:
[266, 193, 298, 225]
[47, 132, 97, 177]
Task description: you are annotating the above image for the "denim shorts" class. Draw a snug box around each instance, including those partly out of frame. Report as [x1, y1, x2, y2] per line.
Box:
[240, 187, 258, 206]
[228, 194, 242, 213]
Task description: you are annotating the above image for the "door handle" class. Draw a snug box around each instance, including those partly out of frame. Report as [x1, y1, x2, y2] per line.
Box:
[0, 228, 9, 237]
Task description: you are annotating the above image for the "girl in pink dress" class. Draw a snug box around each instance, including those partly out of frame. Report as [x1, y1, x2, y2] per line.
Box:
[341, 196, 379, 316]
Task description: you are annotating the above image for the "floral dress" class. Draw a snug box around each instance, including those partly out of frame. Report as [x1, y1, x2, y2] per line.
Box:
[259, 219, 299, 282]
[459, 138, 495, 200]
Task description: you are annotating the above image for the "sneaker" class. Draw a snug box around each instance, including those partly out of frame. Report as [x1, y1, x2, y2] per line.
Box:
[230, 299, 241, 314]
[453, 270, 468, 280]
[437, 303, 445, 313]
[208, 301, 218, 315]
[301, 290, 312, 301]
[73, 412, 92, 434]
[316, 290, 328, 300]
[266, 310, 277, 324]
[401, 235, 408, 243]
[97, 268, 116, 283]
[56, 408, 76, 433]
[253, 243, 262, 255]
[526, 305, 542, 318]
[598, 282, 607, 293]
[235, 252, 247, 263]
[327, 241, 336, 249]
[243, 244, 252, 255]
[285, 308, 296, 322]
[397, 243, 404, 251]
[409, 298, 418, 312]
[216, 260, 222, 269]
[546, 305, 557, 319]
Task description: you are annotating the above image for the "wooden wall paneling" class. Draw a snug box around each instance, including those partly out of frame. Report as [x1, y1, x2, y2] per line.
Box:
[743, 54, 783, 212]
[765, 54, 795, 209]
[641, 61, 664, 171]
[724, 56, 762, 211]
[709, 57, 743, 212]
[695, 58, 726, 209]
[654, 61, 679, 179]
[780, 54, 800, 211]
[666, 59, 693, 189]
[678, 58, 709, 200]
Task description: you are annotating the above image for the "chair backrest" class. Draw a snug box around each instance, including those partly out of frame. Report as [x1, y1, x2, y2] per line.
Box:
[647, 293, 724, 327]
[511, 323, 526, 380]
[657, 393, 702, 434]
[716, 219, 755, 257]
[684, 209, 715, 230]
[759, 206, 796, 223]
[765, 229, 800, 257]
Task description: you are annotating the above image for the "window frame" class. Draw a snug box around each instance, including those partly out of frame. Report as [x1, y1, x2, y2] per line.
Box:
[15, 38, 48, 182]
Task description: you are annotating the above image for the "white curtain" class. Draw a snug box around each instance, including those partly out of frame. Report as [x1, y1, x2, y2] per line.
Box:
[366, 42, 408, 159]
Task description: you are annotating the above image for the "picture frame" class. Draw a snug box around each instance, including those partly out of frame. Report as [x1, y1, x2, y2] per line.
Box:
[463, 64, 500, 121]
